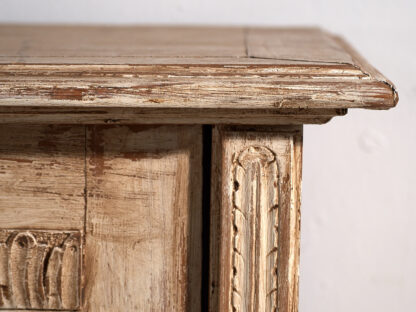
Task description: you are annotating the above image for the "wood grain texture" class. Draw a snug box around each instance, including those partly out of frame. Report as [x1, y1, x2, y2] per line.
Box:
[232, 146, 279, 312]
[0, 230, 80, 310]
[0, 25, 397, 125]
[0, 25, 246, 59]
[84, 125, 202, 312]
[0, 125, 85, 230]
[0, 107, 346, 125]
[246, 27, 353, 63]
[209, 126, 302, 312]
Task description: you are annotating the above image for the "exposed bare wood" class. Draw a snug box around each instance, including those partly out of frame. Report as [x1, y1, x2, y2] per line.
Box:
[0, 25, 246, 59]
[0, 25, 398, 312]
[246, 27, 353, 64]
[84, 125, 202, 311]
[0, 63, 395, 112]
[0, 125, 85, 230]
[61, 235, 81, 309]
[331, 34, 398, 104]
[209, 126, 302, 312]
[232, 146, 279, 312]
[0, 230, 80, 310]
[0, 26, 397, 126]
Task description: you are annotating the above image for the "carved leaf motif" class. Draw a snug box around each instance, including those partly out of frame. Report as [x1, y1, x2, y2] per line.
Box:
[46, 247, 64, 309]
[0, 243, 10, 308]
[10, 232, 36, 308]
[0, 230, 80, 310]
[61, 235, 80, 309]
[28, 243, 48, 308]
[232, 146, 279, 312]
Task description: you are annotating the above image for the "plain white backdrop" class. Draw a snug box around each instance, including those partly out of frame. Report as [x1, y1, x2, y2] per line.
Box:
[1, 1, 415, 311]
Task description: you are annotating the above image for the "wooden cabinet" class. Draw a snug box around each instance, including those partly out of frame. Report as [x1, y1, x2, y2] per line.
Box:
[0, 26, 397, 311]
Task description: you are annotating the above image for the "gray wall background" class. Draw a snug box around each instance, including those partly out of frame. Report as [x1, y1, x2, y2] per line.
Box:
[1, 1, 414, 311]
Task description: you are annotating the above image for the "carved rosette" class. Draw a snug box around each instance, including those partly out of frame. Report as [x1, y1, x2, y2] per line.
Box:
[232, 146, 279, 312]
[0, 230, 80, 310]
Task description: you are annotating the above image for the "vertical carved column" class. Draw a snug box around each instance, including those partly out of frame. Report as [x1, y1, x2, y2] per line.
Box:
[232, 146, 279, 312]
[210, 126, 302, 312]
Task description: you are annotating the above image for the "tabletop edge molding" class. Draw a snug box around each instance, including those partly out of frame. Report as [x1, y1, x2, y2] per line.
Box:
[0, 25, 398, 124]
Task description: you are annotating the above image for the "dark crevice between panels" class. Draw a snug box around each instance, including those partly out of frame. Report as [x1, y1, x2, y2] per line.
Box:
[201, 125, 212, 312]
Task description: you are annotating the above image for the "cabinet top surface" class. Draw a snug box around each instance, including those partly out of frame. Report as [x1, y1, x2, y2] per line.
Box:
[0, 25, 397, 116]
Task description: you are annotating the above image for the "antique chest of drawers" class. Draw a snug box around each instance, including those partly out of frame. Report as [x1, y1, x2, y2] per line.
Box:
[0, 26, 397, 311]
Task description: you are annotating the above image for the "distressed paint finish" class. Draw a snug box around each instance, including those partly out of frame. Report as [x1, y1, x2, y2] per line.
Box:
[84, 125, 202, 312]
[0, 230, 80, 310]
[0, 124, 85, 230]
[0, 124, 203, 311]
[210, 126, 302, 312]
[232, 146, 279, 312]
[0, 63, 395, 111]
[0, 26, 397, 125]
[0, 25, 399, 312]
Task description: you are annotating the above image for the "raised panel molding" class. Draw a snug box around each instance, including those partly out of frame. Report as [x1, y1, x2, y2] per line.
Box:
[232, 146, 279, 312]
[0, 230, 81, 310]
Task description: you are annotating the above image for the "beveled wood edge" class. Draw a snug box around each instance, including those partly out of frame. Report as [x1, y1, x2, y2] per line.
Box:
[0, 26, 398, 116]
[0, 61, 396, 111]
[331, 34, 398, 107]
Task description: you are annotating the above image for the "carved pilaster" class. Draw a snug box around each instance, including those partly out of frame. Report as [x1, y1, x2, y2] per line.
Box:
[210, 126, 302, 312]
[232, 146, 279, 312]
